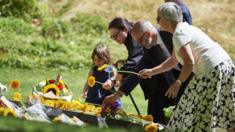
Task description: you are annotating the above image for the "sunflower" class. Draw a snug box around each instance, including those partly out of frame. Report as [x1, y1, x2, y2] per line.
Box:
[10, 80, 20, 89]
[12, 92, 22, 102]
[97, 64, 108, 71]
[42, 84, 60, 96]
[87, 76, 96, 87]
[144, 123, 158, 132]
[3, 108, 16, 117]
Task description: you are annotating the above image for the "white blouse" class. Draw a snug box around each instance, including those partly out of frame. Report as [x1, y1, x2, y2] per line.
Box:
[173, 22, 231, 75]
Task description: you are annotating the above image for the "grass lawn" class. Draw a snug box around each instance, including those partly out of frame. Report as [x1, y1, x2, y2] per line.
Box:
[0, 116, 142, 132]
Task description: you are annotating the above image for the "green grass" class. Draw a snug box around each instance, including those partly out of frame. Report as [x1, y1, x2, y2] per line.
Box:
[0, 116, 142, 132]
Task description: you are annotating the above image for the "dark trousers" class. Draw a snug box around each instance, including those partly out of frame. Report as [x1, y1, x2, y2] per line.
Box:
[147, 73, 193, 125]
[148, 93, 174, 125]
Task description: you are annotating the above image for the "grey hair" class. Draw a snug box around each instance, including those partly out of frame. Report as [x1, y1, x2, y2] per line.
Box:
[132, 20, 156, 35]
[158, 2, 183, 26]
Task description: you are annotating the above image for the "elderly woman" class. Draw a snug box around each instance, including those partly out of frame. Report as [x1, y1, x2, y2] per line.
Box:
[139, 2, 235, 131]
[164, 0, 192, 25]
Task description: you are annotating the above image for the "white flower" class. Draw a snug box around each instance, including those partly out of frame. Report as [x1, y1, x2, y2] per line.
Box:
[0, 82, 8, 96]
[38, 81, 46, 88]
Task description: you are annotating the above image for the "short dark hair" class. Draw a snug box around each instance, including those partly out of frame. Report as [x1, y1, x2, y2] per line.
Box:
[108, 17, 133, 31]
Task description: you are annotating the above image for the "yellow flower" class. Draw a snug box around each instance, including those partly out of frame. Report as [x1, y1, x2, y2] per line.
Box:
[42, 84, 60, 96]
[53, 117, 61, 123]
[0, 107, 4, 114]
[97, 64, 108, 71]
[43, 99, 55, 107]
[140, 115, 154, 122]
[144, 123, 158, 132]
[12, 92, 22, 102]
[87, 76, 96, 87]
[10, 80, 20, 89]
[59, 80, 65, 86]
[3, 108, 16, 117]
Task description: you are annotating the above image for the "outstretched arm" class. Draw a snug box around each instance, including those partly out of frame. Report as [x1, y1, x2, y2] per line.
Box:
[139, 52, 178, 78]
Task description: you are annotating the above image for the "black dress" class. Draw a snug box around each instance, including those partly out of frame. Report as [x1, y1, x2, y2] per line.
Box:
[86, 65, 122, 106]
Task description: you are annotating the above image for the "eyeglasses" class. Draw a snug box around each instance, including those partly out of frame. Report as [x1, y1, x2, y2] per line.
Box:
[156, 16, 161, 23]
[110, 31, 121, 40]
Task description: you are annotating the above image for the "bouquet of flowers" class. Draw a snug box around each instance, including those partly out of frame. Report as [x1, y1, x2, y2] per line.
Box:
[33, 74, 72, 101]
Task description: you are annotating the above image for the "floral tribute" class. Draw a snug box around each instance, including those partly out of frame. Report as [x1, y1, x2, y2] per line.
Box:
[33, 74, 71, 98]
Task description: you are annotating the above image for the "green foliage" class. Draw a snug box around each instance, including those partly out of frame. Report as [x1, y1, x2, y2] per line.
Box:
[0, 17, 36, 35]
[71, 13, 107, 36]
[0, 0, 40, 18]
[41, 18, 71, 39]
[57, 0, 76, 16]
[0, 2, 127, 70]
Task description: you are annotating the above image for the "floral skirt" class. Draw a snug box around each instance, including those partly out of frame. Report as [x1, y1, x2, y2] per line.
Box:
[168, 60, 235, 131]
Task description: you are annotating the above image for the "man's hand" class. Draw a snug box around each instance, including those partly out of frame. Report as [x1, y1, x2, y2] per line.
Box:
[103, 91, 122, 105]
[139, 69, 153, 79]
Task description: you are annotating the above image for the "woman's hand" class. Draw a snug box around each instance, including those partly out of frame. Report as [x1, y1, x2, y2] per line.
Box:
[165, 81, 181, 99]
[139, 69, 153, 79]
[102, 79, 113, 90]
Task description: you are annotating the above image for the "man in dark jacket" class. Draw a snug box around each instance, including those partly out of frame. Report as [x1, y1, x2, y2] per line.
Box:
[103, 20, 190, 125]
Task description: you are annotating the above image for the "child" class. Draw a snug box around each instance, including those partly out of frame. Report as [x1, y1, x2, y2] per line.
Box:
[82, 44, 122, 109]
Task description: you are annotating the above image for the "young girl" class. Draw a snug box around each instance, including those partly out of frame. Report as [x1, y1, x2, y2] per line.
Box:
[82, 44, 122, 108]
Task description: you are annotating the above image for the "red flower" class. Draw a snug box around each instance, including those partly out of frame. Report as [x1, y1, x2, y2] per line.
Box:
[57, 84, 63, 90]
[49, 80, 56, 84]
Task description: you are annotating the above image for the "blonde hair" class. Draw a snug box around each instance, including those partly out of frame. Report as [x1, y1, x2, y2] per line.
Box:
[91, 43, 111, 64]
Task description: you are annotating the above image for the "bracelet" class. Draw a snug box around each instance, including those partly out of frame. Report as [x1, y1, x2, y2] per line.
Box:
[176, 79, 183, 86]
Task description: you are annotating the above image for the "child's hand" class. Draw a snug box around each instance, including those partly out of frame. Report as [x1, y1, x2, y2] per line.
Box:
[102, 79, 113, 90]
[81, 91, 88, 99]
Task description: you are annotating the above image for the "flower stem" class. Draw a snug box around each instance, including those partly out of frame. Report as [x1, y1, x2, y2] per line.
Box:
[95, 81, 103, 85]
[117, 70, 140, 76]
[95, 81, 115, 94]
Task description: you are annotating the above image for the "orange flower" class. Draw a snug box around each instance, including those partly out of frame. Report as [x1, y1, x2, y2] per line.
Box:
[10, 80, 20, 89]
[140, 115, 154, 122]
[87, 76, 95, 87]
[145, 123, 158, 132]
